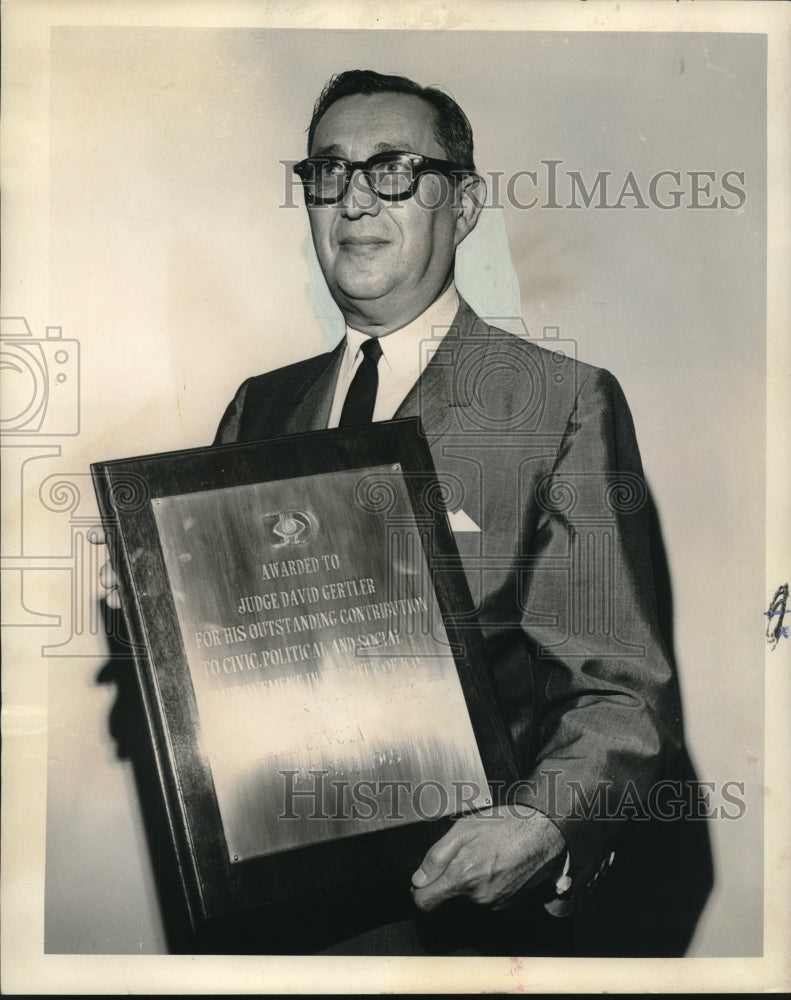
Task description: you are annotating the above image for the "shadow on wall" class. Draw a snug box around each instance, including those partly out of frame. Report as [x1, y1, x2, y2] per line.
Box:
[97, 607, 195, 954]
[573, 488, 714, 957]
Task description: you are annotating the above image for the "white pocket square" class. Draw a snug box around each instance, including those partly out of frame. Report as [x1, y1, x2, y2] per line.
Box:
[447, 509, 481, 533]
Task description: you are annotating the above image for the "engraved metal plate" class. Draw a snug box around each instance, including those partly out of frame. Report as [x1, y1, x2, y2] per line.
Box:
[152, 466, 490, 861]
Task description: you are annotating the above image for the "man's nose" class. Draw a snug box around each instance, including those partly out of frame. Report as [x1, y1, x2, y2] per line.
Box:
[340, 169, 381, 218]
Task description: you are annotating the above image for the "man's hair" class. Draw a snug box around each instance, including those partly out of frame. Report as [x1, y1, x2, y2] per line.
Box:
[307, 69, 476, 170]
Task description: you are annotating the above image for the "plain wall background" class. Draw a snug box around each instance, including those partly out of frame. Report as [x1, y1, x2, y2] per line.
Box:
[15, 27, 766, 955]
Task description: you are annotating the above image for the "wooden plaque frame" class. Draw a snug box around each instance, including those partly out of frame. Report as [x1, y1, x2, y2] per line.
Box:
[92, 417, 518, 935]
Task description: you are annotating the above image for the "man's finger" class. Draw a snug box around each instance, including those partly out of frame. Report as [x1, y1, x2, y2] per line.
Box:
[98, 560, 112, 587]
[411, 867, 461, 912]
[98, 559, 122, 609]
[86, 526, 107, 546]
[411, 822, 466, 888]
[105, 588, 122, 611]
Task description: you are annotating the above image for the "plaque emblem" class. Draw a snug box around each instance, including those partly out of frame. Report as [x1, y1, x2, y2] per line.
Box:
[269, 509, 318, 546]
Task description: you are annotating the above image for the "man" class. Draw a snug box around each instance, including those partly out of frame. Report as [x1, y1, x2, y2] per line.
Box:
[104, 69, 683, 955]
[214, 69, 682, 953]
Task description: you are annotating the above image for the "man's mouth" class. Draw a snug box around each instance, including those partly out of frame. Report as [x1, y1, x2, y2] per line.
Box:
[337, 236, 390, 251]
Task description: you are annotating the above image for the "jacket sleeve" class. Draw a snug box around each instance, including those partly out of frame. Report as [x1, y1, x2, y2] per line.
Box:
[514, 368, 683, 905]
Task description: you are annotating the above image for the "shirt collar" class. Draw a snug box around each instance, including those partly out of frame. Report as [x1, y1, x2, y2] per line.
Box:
[342, 284, 460, 375]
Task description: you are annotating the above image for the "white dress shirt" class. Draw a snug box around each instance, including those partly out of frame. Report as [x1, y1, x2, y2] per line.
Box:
[327, 283, 460, 428]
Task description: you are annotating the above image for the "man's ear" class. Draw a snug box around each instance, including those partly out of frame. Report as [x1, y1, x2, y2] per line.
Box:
[453, 173, 486, 247]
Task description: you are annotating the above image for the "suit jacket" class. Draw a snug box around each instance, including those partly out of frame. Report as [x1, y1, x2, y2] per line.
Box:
[213, 297, 683, 949]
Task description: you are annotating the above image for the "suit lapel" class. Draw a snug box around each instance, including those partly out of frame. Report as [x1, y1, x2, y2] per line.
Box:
[283, 339, 345, 434]
[393, 296, 478, 443]
[393, 354, 452, 443]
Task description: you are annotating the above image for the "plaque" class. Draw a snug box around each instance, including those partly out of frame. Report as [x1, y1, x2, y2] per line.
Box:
[92, 418, 518, 934]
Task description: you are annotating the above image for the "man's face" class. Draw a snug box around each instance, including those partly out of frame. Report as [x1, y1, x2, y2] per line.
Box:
[307, 92, 477, 334]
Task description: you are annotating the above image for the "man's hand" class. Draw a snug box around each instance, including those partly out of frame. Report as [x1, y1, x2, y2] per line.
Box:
[88, 530, 122, 610]
[410, 806, 566, 912]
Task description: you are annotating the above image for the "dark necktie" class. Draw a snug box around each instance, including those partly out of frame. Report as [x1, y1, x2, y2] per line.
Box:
[338, 337, 383, 427]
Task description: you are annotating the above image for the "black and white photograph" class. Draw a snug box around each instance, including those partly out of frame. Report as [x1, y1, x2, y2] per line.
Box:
[1, 1, 789, 993]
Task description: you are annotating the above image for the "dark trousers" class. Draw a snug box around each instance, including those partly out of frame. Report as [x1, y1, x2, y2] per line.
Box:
[197, 885, 574, 957]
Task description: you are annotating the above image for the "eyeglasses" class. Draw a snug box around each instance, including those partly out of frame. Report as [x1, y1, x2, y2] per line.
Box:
[293, 150, 472, 205]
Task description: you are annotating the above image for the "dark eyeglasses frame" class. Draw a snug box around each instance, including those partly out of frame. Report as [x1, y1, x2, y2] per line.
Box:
[293, 150, 473, 205]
